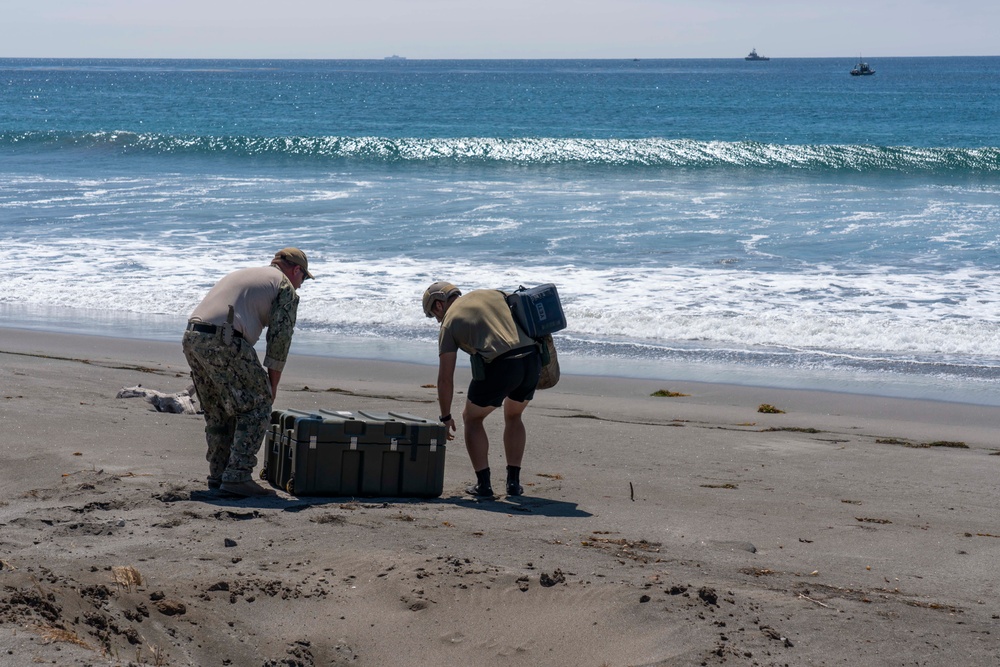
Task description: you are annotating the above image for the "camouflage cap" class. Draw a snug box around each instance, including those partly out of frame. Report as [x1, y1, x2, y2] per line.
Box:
[422, 281, 462, 317]
[272, 247, 314, 280]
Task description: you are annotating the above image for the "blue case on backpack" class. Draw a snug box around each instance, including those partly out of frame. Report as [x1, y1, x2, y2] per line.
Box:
[506, 284, 567, 338]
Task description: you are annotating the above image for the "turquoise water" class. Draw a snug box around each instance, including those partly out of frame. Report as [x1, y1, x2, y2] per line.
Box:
[3, 57, 1000, 402]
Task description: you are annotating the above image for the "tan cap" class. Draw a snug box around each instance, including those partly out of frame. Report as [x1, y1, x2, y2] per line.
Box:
[272, 247, 314, 280]
[422, 281, 462, 317]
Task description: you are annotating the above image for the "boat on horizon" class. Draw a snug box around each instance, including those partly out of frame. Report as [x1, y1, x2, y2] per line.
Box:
[850, 58, 875, 76]
[745, 48, 770, 61]
[384, 55, 406, 61]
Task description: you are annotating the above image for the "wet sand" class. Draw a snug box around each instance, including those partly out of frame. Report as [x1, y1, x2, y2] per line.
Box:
[1, 327, 999, 666]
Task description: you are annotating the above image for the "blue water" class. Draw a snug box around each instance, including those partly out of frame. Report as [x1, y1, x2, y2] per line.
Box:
[3, 57, 1000, 403]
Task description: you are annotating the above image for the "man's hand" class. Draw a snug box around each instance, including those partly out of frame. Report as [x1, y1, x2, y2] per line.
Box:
[268, 368, 282, 400]
[437, 352, 457, 440]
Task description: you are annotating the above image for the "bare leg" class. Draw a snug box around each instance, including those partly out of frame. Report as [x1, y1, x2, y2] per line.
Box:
[462, 400, 497, 471]
[502, 398, 530, 467]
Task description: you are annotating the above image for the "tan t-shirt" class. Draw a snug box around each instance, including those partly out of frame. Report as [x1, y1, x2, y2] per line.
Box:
[438, 290, 535, 362]
[189, 265, 299, 371]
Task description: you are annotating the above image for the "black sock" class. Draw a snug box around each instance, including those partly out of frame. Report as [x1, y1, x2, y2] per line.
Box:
[476, 467, 492, 489]
[506, 465, 520, 485]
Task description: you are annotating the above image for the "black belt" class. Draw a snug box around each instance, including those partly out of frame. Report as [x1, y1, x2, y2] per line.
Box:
[493, 346, 537, 362]
[186, 322, 244, 340]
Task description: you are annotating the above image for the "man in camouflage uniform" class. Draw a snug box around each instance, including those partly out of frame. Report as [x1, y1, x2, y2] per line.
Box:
[182, 248, 313, 497]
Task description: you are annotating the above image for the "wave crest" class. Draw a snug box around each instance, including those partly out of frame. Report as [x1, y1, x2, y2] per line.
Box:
[4, 131, 1000, 173]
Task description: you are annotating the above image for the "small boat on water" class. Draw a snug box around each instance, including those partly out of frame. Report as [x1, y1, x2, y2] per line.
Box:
[850, 59, 875, 76]
[745, 48, 770, 61]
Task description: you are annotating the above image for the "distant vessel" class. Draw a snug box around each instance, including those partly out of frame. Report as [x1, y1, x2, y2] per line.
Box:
[384, 55, 406, 61]
[850, 58, 875, 76]
[745, 48, 770, 61]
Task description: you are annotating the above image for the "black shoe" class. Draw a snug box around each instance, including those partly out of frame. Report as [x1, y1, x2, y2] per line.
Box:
[207, 477, 222, 490]
[466, 483, 495, 498]
[506, 481, 524, 496]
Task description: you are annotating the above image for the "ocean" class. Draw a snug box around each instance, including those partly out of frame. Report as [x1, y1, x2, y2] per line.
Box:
[3, 56, 1000, 404]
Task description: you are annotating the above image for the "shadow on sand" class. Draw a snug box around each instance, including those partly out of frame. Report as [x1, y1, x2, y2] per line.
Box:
[182, 489, 591, 518]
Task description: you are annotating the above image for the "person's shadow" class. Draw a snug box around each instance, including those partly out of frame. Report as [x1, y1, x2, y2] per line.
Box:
[436, 493, 592, 517]
[184, 489, 591, 518]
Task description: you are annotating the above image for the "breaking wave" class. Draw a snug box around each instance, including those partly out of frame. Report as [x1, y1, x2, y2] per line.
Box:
[4, 131, 1000, 174]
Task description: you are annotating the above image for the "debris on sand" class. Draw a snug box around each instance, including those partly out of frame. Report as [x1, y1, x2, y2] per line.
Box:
[539, 569, 566, 587]
[116, 384, 199, 414]
[111, 565, 143, 592]
[651, 389, 688, 397]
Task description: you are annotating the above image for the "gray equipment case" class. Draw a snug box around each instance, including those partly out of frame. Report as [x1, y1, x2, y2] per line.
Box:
[261, 409, 446, 497]
[505, 283, 567, 338]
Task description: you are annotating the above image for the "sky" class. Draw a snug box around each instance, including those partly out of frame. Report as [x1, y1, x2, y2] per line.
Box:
[2, 0, 997, 59]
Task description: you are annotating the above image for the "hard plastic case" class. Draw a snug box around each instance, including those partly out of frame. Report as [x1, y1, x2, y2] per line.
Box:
[506, 283, 567, 338]
[261, 408, 317, 491]
[262, 409, 446, 497]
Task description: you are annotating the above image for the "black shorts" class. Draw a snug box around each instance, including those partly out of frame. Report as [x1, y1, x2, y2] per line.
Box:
[467, 348, 542, 408]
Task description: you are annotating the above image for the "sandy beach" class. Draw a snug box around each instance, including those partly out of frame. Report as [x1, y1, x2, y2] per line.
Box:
[1, 326, 999, 666]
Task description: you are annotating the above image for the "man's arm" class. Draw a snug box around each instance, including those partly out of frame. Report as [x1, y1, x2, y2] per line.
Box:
[437, 351, 457, 440]
[268, 368, 281, 399]
[263, 280, 299, 397]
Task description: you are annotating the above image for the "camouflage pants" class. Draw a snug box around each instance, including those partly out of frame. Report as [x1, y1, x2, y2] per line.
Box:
[182, 330, 271, 483]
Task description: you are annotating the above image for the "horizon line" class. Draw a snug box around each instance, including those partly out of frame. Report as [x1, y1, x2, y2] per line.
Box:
[2, 54, 999, 61]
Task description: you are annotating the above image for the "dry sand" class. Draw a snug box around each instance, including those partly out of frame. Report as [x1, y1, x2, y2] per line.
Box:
[1, 326, 999, 666]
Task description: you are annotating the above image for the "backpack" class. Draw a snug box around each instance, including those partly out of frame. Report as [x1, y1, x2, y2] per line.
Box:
[503, 284, 566, 389]
[503, 284, 567, 338]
